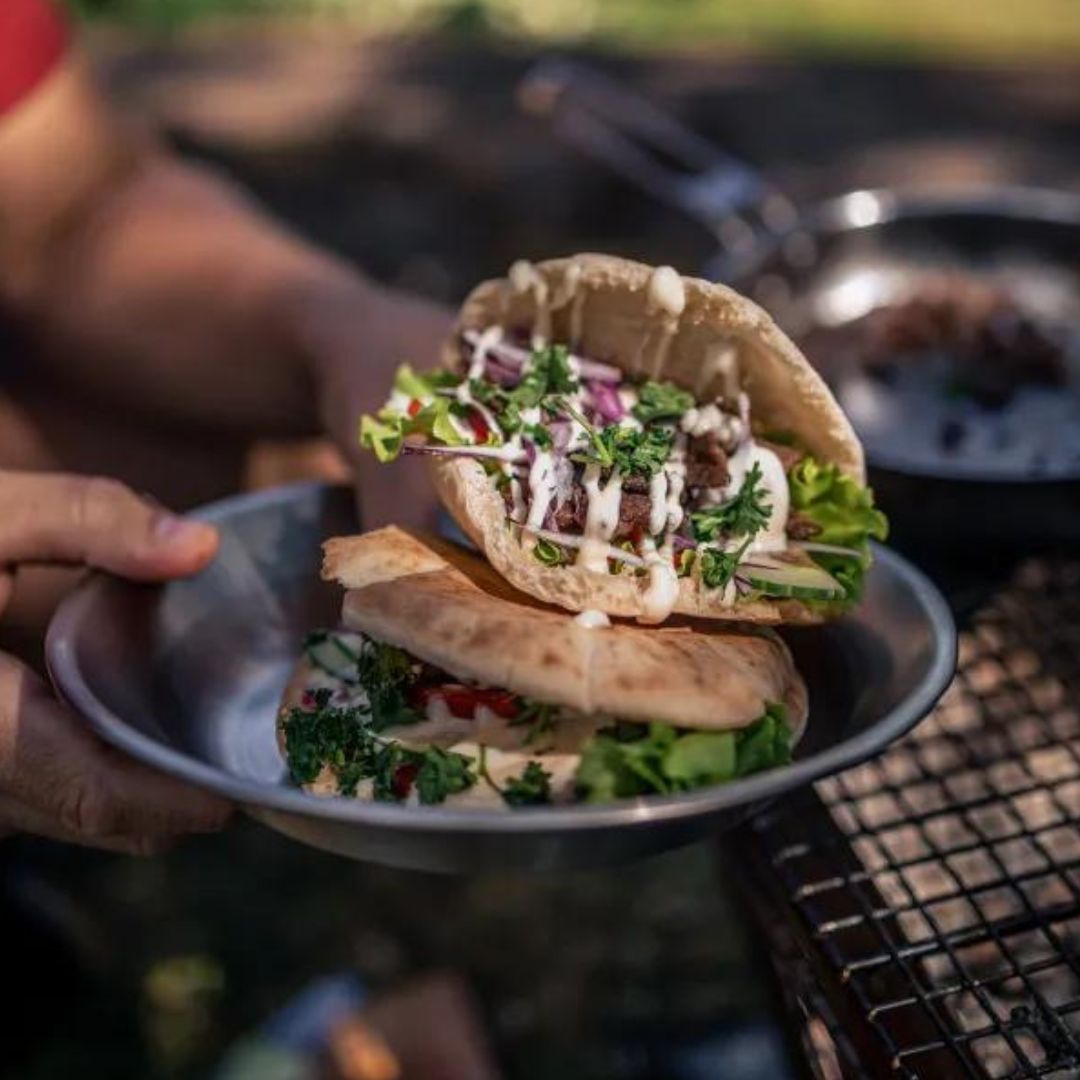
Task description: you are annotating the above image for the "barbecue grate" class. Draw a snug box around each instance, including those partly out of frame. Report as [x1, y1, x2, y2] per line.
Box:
[736, 558, 1080, 1080]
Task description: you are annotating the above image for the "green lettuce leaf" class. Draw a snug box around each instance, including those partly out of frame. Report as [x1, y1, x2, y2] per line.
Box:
[359, 396, 469, 463]
[788, 458, 888, 604]
[575, 706, 792, 803]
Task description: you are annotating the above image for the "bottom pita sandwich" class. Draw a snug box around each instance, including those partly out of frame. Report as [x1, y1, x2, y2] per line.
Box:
[277, 527, 808, 809]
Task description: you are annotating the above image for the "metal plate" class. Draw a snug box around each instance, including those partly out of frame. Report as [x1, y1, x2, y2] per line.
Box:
[45, 482, 956, 873]
[722, 188, 1080, 483]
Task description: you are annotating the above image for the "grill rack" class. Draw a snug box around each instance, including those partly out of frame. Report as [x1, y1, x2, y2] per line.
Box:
[734, 559, 1080, 1080]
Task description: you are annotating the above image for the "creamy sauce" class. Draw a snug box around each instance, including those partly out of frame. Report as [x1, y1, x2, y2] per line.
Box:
[680, 402, 744, 447]
[695, 342, 740, 400]
[638, 536, 680, 624]
[550, 260, 586, 347]
[574, 609, 611, 629]
[576, 463, 624, 573]
[723, 440, 791, 553]
[457, 327, 505, 436]
[526, 450, 558, 533]
[648, 469, 669, 536]
[664, 434, 688, 533]
[638, 265, 686, 378]
[508, 259, 551, 345]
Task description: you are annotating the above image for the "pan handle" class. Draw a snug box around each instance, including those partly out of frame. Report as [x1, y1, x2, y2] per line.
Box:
[518, 58, 797, 252]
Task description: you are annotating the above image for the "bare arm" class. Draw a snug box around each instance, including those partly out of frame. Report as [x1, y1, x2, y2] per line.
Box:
[0, 52, 450, 467]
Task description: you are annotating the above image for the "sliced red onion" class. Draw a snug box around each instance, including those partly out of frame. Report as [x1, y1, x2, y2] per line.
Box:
[463, 330, 623, 384]
[792, 541, 863, 559]
[671, 533, 696, 553]
[547, 419, 572, 452]
[587, 380, 626, 422]
[402, 443, 526, 464]
[483, 357, 522, 387]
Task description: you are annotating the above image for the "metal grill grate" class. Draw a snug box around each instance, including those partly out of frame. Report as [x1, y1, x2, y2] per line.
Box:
[736, 559, 1080, 1080]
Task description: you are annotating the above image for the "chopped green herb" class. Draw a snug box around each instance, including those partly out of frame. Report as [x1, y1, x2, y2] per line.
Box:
[513, 700, 557, 746]
[698, 537, 752, 590]
[502, 762, 553, 806]
[632, 380, 694, 424]
[282, 696, 476, 805]
[355, 639, 421, 730]
[570, 422, 675, 478]
[415, 747, 475, 805]
[691, 462, 772, 542]
[525, 423, 553, 449]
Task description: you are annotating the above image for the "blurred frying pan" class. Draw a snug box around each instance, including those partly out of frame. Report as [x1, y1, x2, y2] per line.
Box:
[519, 59, 1080, 559]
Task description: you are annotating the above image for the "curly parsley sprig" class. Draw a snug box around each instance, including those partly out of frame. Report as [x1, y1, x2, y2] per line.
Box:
[690, 462, 772, 542]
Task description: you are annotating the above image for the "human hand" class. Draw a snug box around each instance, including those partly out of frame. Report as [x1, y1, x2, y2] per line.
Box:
[0, 471, 232, 853]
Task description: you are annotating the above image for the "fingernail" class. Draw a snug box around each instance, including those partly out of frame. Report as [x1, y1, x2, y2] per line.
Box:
[153, 514, 217, 551]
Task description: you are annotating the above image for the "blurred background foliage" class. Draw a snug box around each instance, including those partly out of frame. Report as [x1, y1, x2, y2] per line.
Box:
[63, 0, 1080, 58]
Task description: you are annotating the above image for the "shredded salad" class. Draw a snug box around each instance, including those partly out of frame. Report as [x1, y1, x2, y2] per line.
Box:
[361, 327, 887, 622]
[281, 632, 795, 808]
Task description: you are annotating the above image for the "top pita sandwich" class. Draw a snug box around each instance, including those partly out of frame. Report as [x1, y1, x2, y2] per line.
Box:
[361, 254, 887, 625]
[277, 527, 806, 810]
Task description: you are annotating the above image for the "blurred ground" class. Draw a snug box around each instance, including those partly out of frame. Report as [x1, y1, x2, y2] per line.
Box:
[6, 21, 1080, 1080]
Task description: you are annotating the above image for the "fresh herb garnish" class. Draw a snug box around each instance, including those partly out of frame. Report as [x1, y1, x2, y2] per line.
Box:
[513, 701, 557, 746]
[355, 639, 421, 730]
[525, 423, 553, 449]
[632, 380, 694, 424]
[575, 705, 791, 802]
[414, 747, 475, 805]
[466, 345, 579, 435]
[569, 420, 675, 478]
[502, 762, 553, 806]
[282, 695, 475, 804]
[690, 462, 772, 542]
[698, 536, 752, 591]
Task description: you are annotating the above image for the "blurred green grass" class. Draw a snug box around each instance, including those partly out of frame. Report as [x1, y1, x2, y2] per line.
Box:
[64, 0, 1080, 58]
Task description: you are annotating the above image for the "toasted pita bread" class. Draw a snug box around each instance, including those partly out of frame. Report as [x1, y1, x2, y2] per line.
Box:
[321, 527, 808, 736]
[429, 253, 864, 625]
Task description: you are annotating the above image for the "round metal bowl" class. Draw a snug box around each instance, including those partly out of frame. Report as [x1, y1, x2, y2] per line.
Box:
[46, 482, 956, 873]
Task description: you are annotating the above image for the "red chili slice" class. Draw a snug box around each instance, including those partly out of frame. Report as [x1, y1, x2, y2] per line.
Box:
[392, 762, 420, 799]
[410, 684, 519, 720]
[474, 689, 520, 719]
[467, 411, 490, 442]
[407, 398, 423, 417]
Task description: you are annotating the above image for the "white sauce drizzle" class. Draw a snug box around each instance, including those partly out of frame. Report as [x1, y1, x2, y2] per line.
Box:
[638, 536, 680, 624]
[576, 463, 623, 573]
[664, 433, 688, 533]
[695, 341, 740, 401]
[574, 609, 611, 629]
[637, 265, 686, 378]
[526, 450, 558, 534]
[648, 469, 668, 536]
[723, 440, 791, 553]
[508, 259, 551, 346]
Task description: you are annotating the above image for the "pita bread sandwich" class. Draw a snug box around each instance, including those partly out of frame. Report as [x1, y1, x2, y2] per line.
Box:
[277, 527, 807, 810]
[361, 254, 887, 625]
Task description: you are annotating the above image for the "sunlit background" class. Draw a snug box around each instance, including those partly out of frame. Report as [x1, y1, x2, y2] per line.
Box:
[7, 3, 1079, 1079]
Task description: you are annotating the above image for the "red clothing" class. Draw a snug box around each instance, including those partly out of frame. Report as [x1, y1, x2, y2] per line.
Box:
[0, 0, 68, 117]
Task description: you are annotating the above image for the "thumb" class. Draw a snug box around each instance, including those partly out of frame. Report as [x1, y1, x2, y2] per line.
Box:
[0, 472, 218, 581]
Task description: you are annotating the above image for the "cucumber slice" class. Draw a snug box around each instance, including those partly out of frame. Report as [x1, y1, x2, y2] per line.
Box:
[740, 559, 846, 601]
[304, 632, 362, 682]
